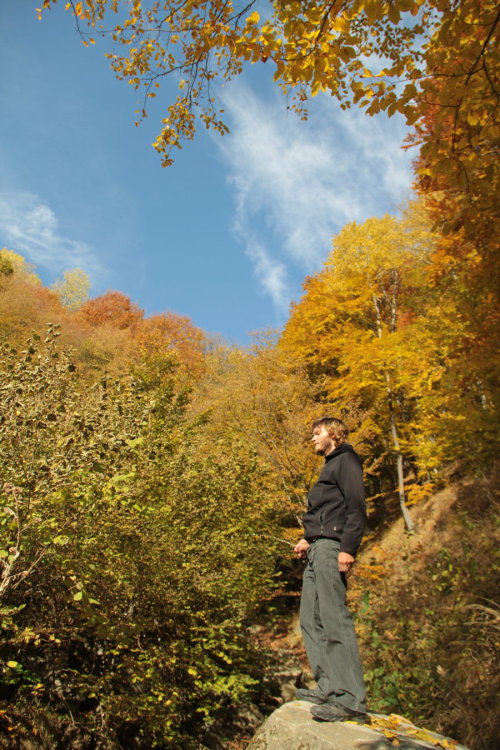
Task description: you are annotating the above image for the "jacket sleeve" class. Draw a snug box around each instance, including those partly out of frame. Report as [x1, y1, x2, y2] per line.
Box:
[336, 452, 366, 555]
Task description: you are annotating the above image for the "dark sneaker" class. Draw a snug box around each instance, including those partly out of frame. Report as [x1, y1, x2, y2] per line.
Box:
[311, 703, 370, 724]
[295, 688, 328, 704]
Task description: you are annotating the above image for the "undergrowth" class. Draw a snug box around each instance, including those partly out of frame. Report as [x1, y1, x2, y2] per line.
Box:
[352, 472, 500, 750]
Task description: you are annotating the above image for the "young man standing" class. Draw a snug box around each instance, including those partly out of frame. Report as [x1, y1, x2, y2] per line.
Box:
[294, 417, 368, 723]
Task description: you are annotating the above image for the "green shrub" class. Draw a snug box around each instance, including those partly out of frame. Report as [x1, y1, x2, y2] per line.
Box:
[0, 328, 279, 748]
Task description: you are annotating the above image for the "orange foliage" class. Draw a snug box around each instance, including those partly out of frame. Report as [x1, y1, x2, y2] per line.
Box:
[79, 291, 144, 330]
[135, 312, 206, 381]
[0, 273, 65, 345]
[0, 252, 207, 386]
[409, 3, 499, 417]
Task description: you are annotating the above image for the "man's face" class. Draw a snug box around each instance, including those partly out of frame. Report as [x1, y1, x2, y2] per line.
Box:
[311, 425, 336, 456]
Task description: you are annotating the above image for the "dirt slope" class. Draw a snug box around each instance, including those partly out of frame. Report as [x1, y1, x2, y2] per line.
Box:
[350, 473, 499, 750]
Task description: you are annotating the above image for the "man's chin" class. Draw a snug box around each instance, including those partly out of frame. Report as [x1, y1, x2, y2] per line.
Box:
[314, 447, 325, 455]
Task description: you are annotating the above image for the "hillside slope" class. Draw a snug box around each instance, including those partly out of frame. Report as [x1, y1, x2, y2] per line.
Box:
[350, 471, 499, 750]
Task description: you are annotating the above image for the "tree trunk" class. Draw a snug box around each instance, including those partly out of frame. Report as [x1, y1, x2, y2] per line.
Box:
[389, 408, 415, 532]
[373, 292, 415, 532]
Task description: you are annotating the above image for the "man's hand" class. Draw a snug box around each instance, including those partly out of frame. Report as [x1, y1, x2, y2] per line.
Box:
[294, 538, 310, 559]
[338, 551, 355, 573]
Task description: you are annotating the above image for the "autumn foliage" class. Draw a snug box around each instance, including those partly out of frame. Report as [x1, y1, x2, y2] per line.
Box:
[3, 1, 499, 745]
[79, 290, 144, 330]
[281, 204, 498, 515]
[2, 223, 498, 746]
[0, 260, 281, 748]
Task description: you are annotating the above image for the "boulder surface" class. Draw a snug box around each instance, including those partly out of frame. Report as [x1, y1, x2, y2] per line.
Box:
[247, 700, 469, 750]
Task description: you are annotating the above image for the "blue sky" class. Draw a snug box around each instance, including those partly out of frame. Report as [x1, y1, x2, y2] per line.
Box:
[0, 1, 415, 344]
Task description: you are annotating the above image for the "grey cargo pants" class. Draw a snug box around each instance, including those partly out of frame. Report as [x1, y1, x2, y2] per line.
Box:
[300, 538, 366, 712]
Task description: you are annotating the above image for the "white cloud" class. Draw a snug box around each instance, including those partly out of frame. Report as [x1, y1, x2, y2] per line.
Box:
[242, 237, 289, 313]
[0, 191, 104, 278]
[336, 102, 414, 204]
[215, 82, 414, 314]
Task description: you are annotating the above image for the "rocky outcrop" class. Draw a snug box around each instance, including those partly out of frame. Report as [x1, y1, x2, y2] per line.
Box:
[247, 701, 470, 750]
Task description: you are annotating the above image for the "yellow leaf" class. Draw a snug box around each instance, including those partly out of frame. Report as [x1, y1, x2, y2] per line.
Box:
[246, 11, 260, 25]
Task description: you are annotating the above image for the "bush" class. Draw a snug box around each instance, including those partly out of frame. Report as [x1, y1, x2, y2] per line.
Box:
[0, 328, 279, 748]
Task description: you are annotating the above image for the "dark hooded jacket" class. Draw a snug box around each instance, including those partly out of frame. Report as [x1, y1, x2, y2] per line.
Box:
[303, 443, 366, 555]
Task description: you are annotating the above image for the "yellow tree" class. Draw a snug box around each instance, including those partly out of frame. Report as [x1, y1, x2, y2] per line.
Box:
[52, 268, 91, 310]
[281, 206, 452, 528]
[0, 249, 65, 345]
[0, 248, 41, 284]
[190, 335, 327, 540]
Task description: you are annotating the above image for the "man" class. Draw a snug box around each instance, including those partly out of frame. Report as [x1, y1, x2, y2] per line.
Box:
[294, 417, 368, 723]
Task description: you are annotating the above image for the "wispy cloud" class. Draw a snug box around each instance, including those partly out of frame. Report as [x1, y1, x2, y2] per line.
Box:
[0, 191, 104, 278]
[243, 237, 289, 312]
[216, 82, 414, 315]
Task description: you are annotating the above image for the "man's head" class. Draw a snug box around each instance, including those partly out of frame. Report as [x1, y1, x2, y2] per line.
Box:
[311, 417, 349, 456]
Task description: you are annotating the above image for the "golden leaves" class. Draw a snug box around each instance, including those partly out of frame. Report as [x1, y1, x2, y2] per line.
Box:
[370, 713, 459, 749]
[280, 204, 467, 480]
[245, 10, 260, 25]
[37, 0, 498, 250]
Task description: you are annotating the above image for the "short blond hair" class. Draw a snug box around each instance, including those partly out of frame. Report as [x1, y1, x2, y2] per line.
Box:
[312, 417, 348, 443]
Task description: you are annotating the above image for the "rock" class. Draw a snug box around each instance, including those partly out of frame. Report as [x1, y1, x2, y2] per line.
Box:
[235, 702, 265, 732]
[280, 682, 298, 703]
[247, 701, 470, 750]
[269, 651, 304, 687]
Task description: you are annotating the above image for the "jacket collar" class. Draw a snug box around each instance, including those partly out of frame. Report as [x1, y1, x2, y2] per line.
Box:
[324, 442, 354, 462]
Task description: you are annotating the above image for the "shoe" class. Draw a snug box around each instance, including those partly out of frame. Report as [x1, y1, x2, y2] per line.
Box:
[311, 703, 370, 724]
[295, 687, 328, 704]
